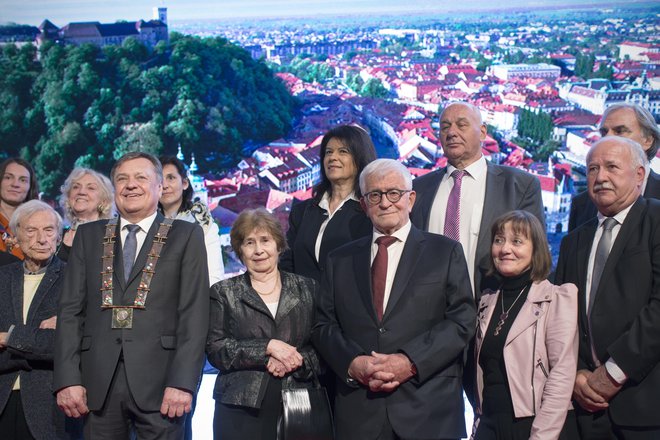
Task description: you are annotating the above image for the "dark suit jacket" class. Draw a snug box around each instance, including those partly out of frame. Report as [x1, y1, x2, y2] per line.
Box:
[312, 226, 476, 440]
[54, 213, 209, 412]
[555, 197, 660, 427]
[279, 197, 372, 283]
[0, 258, 68, 439]
[568, 169, 660, 232]
[206, 271, 321, 408]
[410, 161, 545, 297]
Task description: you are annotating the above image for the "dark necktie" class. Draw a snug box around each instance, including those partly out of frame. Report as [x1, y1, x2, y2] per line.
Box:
[588, 217, 618, 314]
[123, 224, 141, 282]
[371, 235, 398, 321]
[444, 169, 466, 242]
[587, 217, 617, 365]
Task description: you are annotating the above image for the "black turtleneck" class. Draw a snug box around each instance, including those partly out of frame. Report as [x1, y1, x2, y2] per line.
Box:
[479, 270, 532, 416]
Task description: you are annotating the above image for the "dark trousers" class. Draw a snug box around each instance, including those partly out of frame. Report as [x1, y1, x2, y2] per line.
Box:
[572, 407, 660, 440]
[376, 415, 460, 440]
[0, 390, 35, 440]
[84, 359, 186, 440]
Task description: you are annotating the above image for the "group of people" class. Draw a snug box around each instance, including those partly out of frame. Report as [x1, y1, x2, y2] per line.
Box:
[0, 101, 658, 440]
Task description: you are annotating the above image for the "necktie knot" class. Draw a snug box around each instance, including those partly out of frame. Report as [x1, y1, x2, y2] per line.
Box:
[602, 217, 617, 231]
[451, 169, 466, 182]
[125, 224, 140, 233]
[376, 235, 398, 248]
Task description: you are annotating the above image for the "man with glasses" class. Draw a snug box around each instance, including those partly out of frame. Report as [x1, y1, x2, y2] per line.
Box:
[410, 102, 544, 299]
[313, 159, 476, 440]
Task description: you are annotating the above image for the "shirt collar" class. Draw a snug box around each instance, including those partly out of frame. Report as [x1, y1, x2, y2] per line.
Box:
[318, 191, 358, 211]
[596, 201, 634, 227]
[120, 210, 158, 233]
[447, 155, 487, 180]
[23, 257, 52, 275]
[372, 219, 412, 244]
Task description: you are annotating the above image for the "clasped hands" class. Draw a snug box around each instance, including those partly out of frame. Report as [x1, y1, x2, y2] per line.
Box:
[266, 339, 303, 378]
[573, 366, 623, 413]
[348, 351, 414, 393]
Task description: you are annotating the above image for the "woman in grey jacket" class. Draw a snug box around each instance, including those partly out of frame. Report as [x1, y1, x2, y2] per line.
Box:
[206, 208, 321, 440]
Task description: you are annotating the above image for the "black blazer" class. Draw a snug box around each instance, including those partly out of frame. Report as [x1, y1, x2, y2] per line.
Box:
[568, 169, 660, 232]
[312, 226, 476, 440]
[410, 161, 545, 298]
[206, 271, 321, 409]
[280, 197, 372, 282]
[555, 197, 660, 426]
[0, 258, 69, 439]
[54, 214, 210, 411]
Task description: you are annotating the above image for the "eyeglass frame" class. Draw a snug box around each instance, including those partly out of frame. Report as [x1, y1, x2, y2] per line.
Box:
[362, 189, 412, 205]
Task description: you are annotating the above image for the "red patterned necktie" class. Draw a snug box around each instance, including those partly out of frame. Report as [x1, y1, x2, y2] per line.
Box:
[444, 169, 466, 242]
[371, 235, 398, 321]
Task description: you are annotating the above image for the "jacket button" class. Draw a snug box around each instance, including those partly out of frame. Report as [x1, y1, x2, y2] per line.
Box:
[378, 327, 386, 334]
[115, 338, 121, 344]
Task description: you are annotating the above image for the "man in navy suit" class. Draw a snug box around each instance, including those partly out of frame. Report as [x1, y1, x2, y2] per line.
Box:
[313, 159, 475, 440]
[410, 102, 544, 299]
[568, 103, 660, 232]
[556, 137, 660, 439]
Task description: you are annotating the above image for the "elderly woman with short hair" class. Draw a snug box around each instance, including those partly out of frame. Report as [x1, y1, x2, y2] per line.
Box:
[57, 168, 114, 261]
[472, 210, 578, 440]
[206, 208, 321, 440]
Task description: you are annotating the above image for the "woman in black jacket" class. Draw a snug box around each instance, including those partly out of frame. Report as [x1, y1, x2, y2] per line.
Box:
[206, 208, 321, 440]
[279, 124, 377, 282]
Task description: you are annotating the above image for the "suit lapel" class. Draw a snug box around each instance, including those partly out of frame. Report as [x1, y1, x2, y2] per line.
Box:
[26, 258, 61, 325]
[238, 273, 274, 317]
[476, 163, 503, 277]
[113, 220, 127, 292]
[644, 170, 660, 199]
[10, 263, 23, 324]
[595, 198, 645, 302]
[418, 169, 445, 231]
[383, 227, 424, 320]
[506, 283, 549, 344]
[575, 218, 597, 332]
[353, 238, 376, 323]
[275, 273, 300, 321]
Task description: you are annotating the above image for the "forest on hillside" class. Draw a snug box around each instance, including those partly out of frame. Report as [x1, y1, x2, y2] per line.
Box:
[0, 33, 298, 198]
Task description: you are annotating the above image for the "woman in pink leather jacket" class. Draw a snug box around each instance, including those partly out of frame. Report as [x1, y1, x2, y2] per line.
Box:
[472, 210, 578, 440]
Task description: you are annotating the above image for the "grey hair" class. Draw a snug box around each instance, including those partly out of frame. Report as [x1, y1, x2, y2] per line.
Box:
[9, 200, 63, 239]
[59, 167, 115, 224]
[359, 158, 413, 194]
[587, 136, 648, 171]
[601, 103, 660, 161]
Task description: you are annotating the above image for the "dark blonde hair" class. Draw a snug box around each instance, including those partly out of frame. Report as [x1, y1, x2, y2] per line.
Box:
[230, 208, 288, 263]
[487, 210, 551, 281]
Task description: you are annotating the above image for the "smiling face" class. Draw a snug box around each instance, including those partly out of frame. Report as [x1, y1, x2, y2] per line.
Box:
[439, 103, 487, 170]
[587, 138, 644, 217]
[491, 222, 533, 278]
[240, 228, 279, 276]
[113, 158, 162, 223]
[160, 164, 189, 213]
[323, 137, 358, 188]
[16, 210, 60, 269]
[68, 173, 103, 221]
[360, 170, 415, 235]
[1, 162, 31, 207]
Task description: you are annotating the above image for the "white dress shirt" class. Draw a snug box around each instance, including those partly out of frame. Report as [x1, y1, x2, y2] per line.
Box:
[119, 211, 158, 263]
[314, 191, 358, 262]
[370, 221, 412, 312]
[586, 204, 634, 384]
[428, 156, 487, 290]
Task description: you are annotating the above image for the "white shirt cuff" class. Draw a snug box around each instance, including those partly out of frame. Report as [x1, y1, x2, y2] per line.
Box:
[605, 358, 627, 384]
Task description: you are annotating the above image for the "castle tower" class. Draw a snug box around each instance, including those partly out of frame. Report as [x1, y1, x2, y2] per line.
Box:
[153, 7, 167, 25]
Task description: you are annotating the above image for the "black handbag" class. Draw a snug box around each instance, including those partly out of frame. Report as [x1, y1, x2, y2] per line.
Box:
[278, 354, 334, 440]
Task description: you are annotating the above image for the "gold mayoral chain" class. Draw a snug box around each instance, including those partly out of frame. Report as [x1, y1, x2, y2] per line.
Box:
[100, 217, 174, 329]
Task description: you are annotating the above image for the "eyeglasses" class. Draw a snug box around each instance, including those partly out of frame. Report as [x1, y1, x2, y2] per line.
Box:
[363, 189, 411, 205]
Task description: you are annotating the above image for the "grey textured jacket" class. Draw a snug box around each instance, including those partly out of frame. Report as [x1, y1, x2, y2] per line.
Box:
[206, 271, 321, 408]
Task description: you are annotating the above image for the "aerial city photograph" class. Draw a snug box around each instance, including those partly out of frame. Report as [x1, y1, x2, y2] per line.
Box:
[0, 0, 658, 439]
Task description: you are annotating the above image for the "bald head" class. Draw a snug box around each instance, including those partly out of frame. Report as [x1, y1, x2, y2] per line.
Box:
[439, 102, 487, 169]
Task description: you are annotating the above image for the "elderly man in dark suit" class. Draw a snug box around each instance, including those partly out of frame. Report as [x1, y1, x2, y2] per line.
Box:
[410, 102, 545, 299]
[0, 200, 70, 439]
[568, 103, 660, 232]
[555, 136, 660, 439]
[54, 152, 209, 440]
[313, 158, 476, 440]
